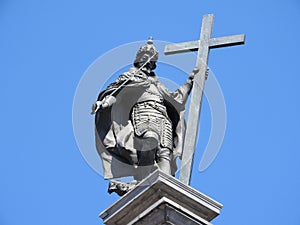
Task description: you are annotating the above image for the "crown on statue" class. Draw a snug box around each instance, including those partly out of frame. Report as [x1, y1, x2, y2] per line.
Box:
[134, 37, 159, 69]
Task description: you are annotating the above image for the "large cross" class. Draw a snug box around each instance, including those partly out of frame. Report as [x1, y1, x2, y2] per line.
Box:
[164, 14, 245, 185]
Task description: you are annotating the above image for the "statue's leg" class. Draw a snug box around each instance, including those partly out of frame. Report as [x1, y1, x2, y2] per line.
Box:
[111, 147, 138, 166]
[157, 148, 172, 175]
[156, 115, 172, 175]
[135, 131, 159, 165]
[133, 131, 159, 181]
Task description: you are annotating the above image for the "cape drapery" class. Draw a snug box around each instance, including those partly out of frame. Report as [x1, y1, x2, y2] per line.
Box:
[95, 67, 191, 179]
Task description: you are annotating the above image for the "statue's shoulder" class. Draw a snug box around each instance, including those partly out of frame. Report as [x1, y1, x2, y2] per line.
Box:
[128, 67, 137, 73]
[119, 67, 137, 79]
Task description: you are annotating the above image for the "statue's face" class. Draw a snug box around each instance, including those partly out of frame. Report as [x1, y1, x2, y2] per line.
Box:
[135, 51, 156, 72]
[140, 53, 151, 64]
[137, 53, 153, 73]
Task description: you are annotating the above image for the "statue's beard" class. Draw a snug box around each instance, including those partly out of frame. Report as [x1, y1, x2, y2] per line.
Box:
[136, 61, 151, 71]
[140, 65, 151, 74]
[139, 60, 156, 69]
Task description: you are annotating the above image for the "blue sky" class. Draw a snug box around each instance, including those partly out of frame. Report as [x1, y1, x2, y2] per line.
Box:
[1, 0, 300, 225]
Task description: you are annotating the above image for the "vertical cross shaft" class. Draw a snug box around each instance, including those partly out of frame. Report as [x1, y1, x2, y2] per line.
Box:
[179, 14, 213, 185]
[164, 14, 245, 185]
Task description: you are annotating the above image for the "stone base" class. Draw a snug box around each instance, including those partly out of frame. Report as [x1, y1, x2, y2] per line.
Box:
[99, 170, 222, 225]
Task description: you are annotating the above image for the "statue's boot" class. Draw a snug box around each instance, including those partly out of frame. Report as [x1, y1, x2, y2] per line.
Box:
[108, 179, 138, 196]
[158, 158, 171, 175]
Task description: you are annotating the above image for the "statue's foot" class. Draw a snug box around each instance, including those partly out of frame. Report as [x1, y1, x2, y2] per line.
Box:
[108, 180, 138, 196]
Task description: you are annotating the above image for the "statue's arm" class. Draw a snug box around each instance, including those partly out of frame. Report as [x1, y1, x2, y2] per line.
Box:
[109, 71, 150, 88]
[159, 68, 199, 105]
[91, 95, 117, 114]
[91, 74, 130, 114]
[91, 71, 150, 114]
[174, 74, 194, 104]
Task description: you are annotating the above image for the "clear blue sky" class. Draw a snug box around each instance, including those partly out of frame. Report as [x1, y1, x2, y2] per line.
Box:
[1, 0, 300, 225]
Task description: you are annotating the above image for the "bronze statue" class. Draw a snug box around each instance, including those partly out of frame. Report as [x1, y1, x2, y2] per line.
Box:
[92, 38, 197, 195]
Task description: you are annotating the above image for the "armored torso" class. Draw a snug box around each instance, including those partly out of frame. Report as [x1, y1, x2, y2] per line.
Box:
[131, 75, 173, 152]
[136, 76, 163, 103]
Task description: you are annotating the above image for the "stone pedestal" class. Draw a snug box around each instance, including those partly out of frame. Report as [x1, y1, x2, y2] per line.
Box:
[99, 170, 222, 225]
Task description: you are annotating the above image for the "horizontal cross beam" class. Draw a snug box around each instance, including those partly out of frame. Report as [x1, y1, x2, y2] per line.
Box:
[164, 34, 245, 55]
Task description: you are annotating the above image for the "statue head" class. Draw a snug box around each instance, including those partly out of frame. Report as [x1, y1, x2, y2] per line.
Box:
[134, 37, 159, 70]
